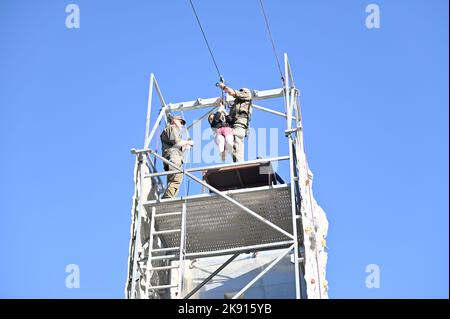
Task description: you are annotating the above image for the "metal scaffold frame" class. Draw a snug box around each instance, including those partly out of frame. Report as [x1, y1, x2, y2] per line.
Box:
[125, 54, 324, 299]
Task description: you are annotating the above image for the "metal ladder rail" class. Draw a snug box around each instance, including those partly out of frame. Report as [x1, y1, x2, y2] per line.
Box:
[177, 202, 187, 297]
[146, 205, 187, 298]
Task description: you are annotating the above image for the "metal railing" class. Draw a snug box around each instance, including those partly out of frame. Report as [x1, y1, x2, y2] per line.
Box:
[126, 53, 318, 300]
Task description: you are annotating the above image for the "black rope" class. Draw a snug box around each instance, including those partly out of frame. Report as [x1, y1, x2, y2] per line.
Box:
[258, 0, 285, 85]
[189, 0, 222, 78]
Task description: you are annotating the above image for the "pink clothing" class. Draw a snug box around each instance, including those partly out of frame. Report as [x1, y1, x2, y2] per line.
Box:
[216, 126, 234, 138]
[213, 126, 234, 154]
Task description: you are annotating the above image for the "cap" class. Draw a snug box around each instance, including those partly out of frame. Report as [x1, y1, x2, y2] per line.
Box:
[237, 87, 252, 101]
[239, 88, 251, 95]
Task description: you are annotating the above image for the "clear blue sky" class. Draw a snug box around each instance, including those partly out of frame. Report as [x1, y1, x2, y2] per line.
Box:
[0, 0, 448, 298]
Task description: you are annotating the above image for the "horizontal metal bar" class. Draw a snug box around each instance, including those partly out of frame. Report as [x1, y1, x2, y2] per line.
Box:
[148, 284, 178, 290]
[149, 265, 179, 271]
[168, 98, 222, 112]
[150, 254, 177, 261]
[185, 240, 295, 259]
[153, 229, 181, 235]
[151, 247, 180, 253]
[148, 151, 295, 240]
[252, 104, 296, 120]
[192, 155, 289, 171]
[144, 155, 290, 178]
[154, 212, 182, 218]
[284, 127, 302, 136]
[251, 88, 286, 100]
[168, 88, 285, 112]
[144, 183, 289, 206]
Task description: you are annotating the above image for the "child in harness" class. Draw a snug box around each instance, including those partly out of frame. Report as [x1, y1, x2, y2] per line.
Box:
[208, 102, 234, 161]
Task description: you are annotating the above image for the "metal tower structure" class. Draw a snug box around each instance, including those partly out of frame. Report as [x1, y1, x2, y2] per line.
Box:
[125, 54, 329, 299]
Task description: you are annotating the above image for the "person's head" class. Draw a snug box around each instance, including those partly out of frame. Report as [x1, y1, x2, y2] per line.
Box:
[239, 88, 252, 100]
[208, 113, 215, 125]
[240, 88, 251, 95]
[170, 115, 186, 129]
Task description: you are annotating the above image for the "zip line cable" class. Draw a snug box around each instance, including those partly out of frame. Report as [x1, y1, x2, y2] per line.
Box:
[189, 0, 223, 79]
[258, 0, 285, 85]
[189, 0, 284, 88]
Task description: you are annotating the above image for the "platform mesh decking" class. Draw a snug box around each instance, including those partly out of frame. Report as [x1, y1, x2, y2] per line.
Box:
[144, 185, 301, 258]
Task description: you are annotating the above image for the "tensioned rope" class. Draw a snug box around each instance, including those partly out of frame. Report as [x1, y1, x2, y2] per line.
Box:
[189, 0, 223, 79]
[258, 0, 285, 85]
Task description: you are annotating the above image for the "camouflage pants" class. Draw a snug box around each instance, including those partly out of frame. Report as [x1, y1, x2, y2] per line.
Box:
[232, 126, 246, 163]
[162, 154, 183, 199]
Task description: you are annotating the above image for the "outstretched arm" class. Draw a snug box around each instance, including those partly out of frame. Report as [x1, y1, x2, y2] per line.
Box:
[218, 82, 237, 98]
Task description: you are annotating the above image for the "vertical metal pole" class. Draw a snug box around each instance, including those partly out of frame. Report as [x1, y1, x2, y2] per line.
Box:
[125, 157, 140, 298]
[144, 106, 167, 150]
[283, 53, 291, 124]
[146, 206, 156, 298]
[130, 155, 145, 299]
[294, 89, 322, 298]
[285, 53, 301, 299]
[144, 74, 155, 148]
[177, 202, 187, 298]
[288, 58, 322, 298]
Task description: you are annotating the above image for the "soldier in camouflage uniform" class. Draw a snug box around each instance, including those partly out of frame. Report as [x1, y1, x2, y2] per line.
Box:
[218, 82, 253, 162]
[160, 115, 193, 199]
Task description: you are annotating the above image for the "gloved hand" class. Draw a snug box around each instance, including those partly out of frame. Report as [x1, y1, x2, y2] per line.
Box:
[218, 82, 226, 90]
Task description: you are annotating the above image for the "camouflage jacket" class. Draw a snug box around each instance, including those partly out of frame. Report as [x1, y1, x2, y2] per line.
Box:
[160, 124, 183, 158]
[228, 88, 252, 128]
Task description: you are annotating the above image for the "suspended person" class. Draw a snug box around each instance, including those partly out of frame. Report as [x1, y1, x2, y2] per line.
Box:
[160, 115, 193, 199]
[218, 82, 253, 162]
[208, 101, 234, 161]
